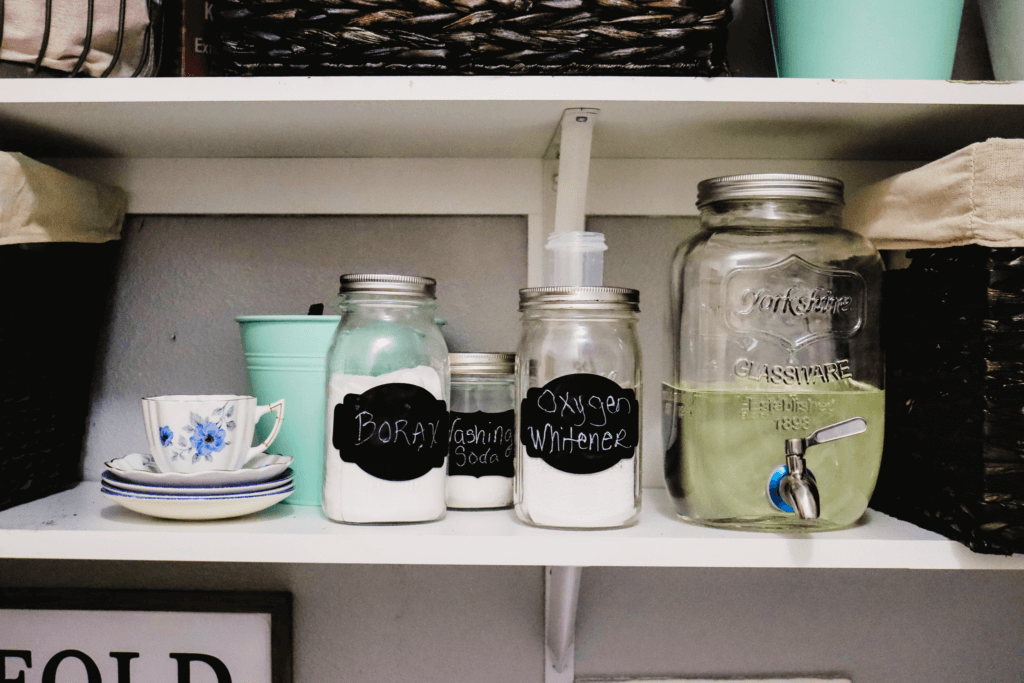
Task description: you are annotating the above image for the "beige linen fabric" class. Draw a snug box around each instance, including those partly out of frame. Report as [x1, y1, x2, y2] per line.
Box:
[846, 138, 1024, 249]
[0, 152, 127, 246]
[0, 0, 153, 77]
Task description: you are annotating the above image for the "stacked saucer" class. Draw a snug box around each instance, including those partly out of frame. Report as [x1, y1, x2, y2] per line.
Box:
[102, 452, 295, 520]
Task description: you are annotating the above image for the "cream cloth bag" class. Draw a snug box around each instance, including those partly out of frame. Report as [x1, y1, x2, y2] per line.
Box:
[0, 152, 127, 245]
[0, 0, 155, 77]
[846, 138, 1024, 249]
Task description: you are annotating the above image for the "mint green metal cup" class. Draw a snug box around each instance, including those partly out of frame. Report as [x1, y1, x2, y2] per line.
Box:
[237, 315, 341, 506]
[768, 0, 964, 79]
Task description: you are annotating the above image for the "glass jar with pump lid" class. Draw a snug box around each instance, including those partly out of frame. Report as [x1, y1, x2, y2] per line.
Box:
[323, 274, 450, 525]
[515, 287, 642, 529]
[447, 352, 516, 510]
[664, 174, 884, 532]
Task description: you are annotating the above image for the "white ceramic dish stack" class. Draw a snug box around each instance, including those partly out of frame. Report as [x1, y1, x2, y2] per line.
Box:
[102, 453, 295, 520]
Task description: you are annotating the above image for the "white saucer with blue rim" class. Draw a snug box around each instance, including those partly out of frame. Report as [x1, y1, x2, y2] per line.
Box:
[100, 483, 293, 520]
[101, 468, 293, 496]
[104, 453, 293, 487]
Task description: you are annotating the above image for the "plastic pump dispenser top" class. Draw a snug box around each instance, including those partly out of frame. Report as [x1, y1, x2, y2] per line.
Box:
[545, 231, 607, 286]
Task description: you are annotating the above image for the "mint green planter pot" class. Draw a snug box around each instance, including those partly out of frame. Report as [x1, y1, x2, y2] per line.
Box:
[237, 315, 341, 506]
[768, 0, 964, 79]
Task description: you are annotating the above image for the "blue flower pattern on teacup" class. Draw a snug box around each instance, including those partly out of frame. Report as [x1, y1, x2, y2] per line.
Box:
[191, 421, 227, 458]
[168, 402, 237, 464]
[159, 425, 174, 447]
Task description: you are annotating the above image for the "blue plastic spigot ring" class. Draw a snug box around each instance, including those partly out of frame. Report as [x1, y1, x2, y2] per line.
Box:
[767, 465, 795, 514]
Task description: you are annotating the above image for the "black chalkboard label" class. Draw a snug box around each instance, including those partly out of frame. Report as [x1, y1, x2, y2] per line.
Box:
[333, 382, 449, 482]
[448, 410, 515, 478]
[520, 373, 639, 475]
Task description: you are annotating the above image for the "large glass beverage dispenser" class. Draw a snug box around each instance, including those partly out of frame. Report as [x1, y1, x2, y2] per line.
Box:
[664, 174, 885, 531]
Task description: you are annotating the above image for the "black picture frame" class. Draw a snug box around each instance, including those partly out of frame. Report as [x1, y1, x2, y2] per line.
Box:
[0, 588, 292, 683]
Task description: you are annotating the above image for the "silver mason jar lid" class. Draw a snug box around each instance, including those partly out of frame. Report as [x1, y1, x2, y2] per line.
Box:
[519, 286, 640, 311]
[696, 174, 845, 207]
[450, 352, 516, 375]
[338, 274, 436, 298]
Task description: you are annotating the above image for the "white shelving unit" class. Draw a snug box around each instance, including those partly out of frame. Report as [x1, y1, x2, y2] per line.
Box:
[3, 75, 1023, 566]
[4, 76, 1024, 219]
[2, 76, 1023, 683]
[2, 486, 1022, 570]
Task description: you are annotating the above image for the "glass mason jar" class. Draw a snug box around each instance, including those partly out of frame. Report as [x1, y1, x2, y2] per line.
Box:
[515, 287, 642, 529]
[664, 174, 885, 532]
[323, 274, 450, 525]
[447, 352, 516, 510]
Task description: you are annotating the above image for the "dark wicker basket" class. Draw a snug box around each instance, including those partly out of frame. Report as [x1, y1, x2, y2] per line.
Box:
[210, 0, 732, 76]
[0, 243, 120, 512]
[871, 247, 1024, 555]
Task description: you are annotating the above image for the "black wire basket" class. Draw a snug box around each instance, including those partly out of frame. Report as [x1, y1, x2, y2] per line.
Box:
[0, 0, 163, 77]
[871, 247, 1024, 555]
[209, 0, 732, 76]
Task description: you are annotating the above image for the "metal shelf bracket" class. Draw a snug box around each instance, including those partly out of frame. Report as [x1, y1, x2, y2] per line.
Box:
[545, 565, 583, 683]
[550, 108, 599, 235]
[530, 107, 600, 286]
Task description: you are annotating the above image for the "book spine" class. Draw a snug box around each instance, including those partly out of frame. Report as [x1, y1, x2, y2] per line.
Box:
[181, 0, 214, 76]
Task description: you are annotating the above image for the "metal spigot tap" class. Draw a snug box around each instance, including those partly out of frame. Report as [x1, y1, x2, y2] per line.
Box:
[767, 417, 868, 520]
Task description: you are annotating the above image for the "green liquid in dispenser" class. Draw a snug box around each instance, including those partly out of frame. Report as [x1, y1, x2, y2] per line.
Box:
[664, 383, 885, 532]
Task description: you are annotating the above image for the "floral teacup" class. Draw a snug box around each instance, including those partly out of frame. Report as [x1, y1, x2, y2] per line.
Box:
[143, 395, 285, 473]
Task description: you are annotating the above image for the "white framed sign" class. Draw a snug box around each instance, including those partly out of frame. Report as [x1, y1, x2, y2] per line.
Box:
[0, 589, 291, 683]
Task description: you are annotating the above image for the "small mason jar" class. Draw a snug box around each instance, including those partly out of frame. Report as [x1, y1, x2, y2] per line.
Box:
[515, 287, 642, 529]
[447, 352, 516, 510]
[323, 274, 450, 525]
[665, 174, 884, 532]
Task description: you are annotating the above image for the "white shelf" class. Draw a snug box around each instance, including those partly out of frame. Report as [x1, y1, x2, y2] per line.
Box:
[3, 76, 1022, 572]
[4, 76, 1019, 216]
[4, 72, 1022, 683]
[2, 76, 1023, 161]
[1, 484, 1021, 569]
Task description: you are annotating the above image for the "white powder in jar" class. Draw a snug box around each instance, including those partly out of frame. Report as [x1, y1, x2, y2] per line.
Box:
[515, 374, 641, 528]
[519, 456, 638, 528]
[447, 475, 512, 510]
[446, 406, 515, 510]
[323, 365, 447, 524]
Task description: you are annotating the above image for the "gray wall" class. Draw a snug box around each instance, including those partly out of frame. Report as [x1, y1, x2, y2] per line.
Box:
[82, 214, 703, 491]
[82, 214, 709, 489]
[0, 560, 543, 683]
[59, 214, 1024, 683]
[2, 559, 1022, 683]
[594, 216, 701, 488]
[82, 214, 527, 481]
[575, 568, 1024, 682]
